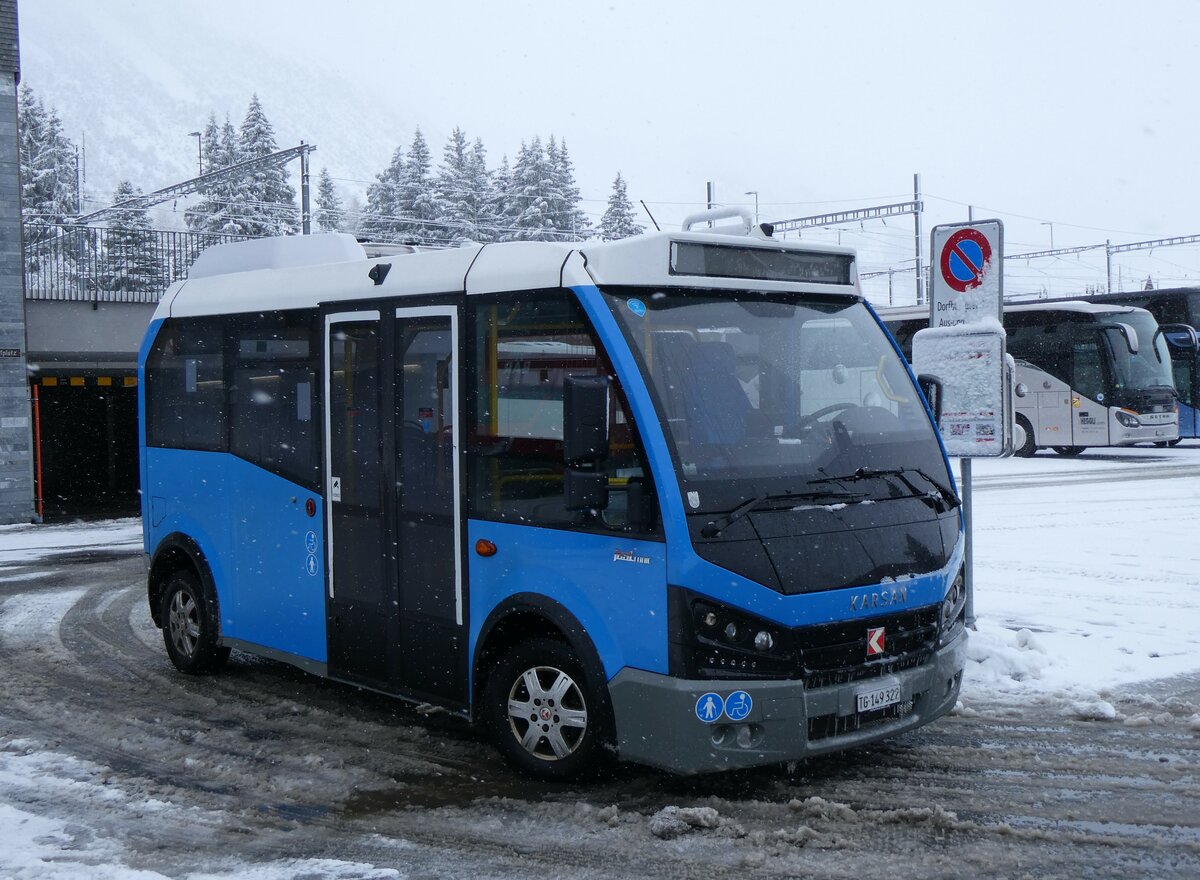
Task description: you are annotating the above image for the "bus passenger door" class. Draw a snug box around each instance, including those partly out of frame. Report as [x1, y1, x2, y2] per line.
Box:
[324, 311, 393, 689]
[392, 307, 465, 704]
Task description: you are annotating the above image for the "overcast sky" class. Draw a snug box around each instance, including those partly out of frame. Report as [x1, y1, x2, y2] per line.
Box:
[20, 0, 1200, 299]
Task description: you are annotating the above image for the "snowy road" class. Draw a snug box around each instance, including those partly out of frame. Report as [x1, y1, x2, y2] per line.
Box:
[1, 447, 1199, 878]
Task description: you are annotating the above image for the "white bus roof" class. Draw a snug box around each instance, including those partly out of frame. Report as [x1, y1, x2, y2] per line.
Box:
[158, 228, 861, 320]
[879, 300, 1148, 321]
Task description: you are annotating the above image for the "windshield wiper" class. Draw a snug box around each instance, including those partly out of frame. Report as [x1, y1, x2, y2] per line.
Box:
[809, 466, 961, 512]
[700, 489, 866, 538]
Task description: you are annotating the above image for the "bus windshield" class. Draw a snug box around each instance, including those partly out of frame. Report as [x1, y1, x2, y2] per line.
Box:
[603, 288, 949, 513]
[1105, 310, 1175, 392]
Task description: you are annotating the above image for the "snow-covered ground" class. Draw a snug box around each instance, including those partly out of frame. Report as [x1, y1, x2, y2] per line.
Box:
[1, 445, 1198, 878]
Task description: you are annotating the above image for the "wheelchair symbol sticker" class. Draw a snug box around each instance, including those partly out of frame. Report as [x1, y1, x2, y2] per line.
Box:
[695, 692, 724, 723]
[724, 690, 752, 721]
[304, 530, 318, 555]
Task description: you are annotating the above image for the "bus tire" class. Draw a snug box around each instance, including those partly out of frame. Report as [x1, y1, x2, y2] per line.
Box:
[483, 637, 610, 781]
[1015, 415, 1037, 457]
[1052, 446, 1085, 456]
[160, 569, 230, 675]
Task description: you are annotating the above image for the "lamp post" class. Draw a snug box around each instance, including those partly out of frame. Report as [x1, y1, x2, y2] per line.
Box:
[744, 190, 759, 225]
[188, 131, 202, 176]
[1041, 221, 1054, 250]
[1041, 222, 1054, 298]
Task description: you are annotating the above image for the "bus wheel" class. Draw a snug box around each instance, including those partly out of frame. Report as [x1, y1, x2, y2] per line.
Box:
[1052, 446, 1085, 456]
[160, 570, 230, 675]
[1015, 416, 1037, 457]
[484, 638, 609, 781]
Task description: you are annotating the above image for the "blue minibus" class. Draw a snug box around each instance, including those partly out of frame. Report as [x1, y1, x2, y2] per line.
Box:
[139, 214, 967, 779]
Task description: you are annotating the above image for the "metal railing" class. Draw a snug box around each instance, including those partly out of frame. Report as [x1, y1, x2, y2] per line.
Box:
[23, 223, 249, 304]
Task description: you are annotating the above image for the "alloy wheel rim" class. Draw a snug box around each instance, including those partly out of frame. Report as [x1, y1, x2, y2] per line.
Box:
[506, 664, 588, 761]
[168, 589, 200, 659]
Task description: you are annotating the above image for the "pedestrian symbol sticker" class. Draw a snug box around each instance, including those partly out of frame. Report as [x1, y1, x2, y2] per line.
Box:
[724, 690, 752, 721]
[306, 554, 318, 576]
[695, 692, 724, 723]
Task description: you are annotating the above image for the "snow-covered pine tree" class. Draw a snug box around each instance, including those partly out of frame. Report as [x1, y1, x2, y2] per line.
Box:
[468, 138, 498, 243]
[100, 180, 162, 294]
[599, 172, 644, 241]
[314, 167, 345, 233]
[548, 137, 591, 241]
[236, 95, 298, 236]
[436, 127, 477, 244]
[489, 155, 514, 242]
[186, 114, 246, 235]
[362, 145, 406, 242]
[507, 137, 558, 241]
[18, 84, 80, 243]
[396, 128, 443, 245]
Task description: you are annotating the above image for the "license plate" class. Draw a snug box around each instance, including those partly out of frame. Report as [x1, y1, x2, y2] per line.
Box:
[856, 683, 902, 713]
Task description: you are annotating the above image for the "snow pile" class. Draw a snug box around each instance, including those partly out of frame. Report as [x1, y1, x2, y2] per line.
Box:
[959, 447, 1200, 711]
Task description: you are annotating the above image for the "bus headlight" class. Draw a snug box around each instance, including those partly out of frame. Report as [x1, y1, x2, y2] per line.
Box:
[1115, 409, 1141, 428]
[669, 588, 797, 679]
[938, 569, 967, 647]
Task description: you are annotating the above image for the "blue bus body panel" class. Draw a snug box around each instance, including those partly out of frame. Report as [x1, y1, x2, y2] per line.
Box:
[143, 448, 328, 663]
[467, 519, 669, 679]
[1181, 401, 1199, 439]
[138, 317, 165, 553]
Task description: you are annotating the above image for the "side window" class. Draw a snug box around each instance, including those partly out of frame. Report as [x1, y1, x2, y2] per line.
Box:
[146, 318, 227, 451]
[229, 311, 320, 487]
[469, 291, 656, 534]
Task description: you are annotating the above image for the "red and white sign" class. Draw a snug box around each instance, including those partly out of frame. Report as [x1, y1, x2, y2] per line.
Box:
[866, 626, 886, 657]
[929, 220, 1004, 329]
[939, 227, 993, 293]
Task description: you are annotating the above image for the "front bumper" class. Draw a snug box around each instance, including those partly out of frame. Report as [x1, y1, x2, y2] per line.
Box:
[609, 629, 967, 774]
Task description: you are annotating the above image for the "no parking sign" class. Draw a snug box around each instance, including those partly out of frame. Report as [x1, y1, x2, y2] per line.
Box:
[930, 220, 1003, 328]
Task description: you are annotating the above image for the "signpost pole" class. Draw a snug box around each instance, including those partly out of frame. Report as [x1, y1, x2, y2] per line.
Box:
[920, 217, 1007, 633]
[963, 206, 976, 628]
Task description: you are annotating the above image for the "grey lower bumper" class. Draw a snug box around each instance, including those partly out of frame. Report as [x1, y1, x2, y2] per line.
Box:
[609, 631, 967, 774]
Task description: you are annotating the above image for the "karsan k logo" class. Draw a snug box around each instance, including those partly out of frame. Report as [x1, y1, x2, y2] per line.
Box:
[613, 548, 652, 565]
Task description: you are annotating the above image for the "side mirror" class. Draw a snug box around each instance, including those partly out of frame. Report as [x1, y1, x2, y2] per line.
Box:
[565, 469, 609, 512]
[563, 375, 610, 464]
[916, 373, 943, 424]
[1158, 323, 1199, 352]
[1098, 322, 1139, 355]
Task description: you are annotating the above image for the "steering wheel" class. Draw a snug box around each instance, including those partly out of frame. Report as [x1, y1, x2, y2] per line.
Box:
[796, 402, 860, 430]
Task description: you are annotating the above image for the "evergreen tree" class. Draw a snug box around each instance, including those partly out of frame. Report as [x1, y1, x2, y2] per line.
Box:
[100, 180, 162, 293]
[314, 167, 345, 233]
[506, 137, 558, 241]
[599, 172, 644, 241]
[235, 95, 297, 236]
[186, 114, 245, 234]
[436, 128, 494, 243]
[469, 138, 498, 243]
[396, 128, 442, 244]
[362, 145, 406, 241]
[18, 84, 79, 242]
[435, 127, 473, 243]
[489, 154, 514, 242]
[548, 136, 591, 241]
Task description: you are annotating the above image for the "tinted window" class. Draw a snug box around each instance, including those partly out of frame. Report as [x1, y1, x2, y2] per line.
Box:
[145, 319, 227, 451]
[229, 311, 319, 487]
